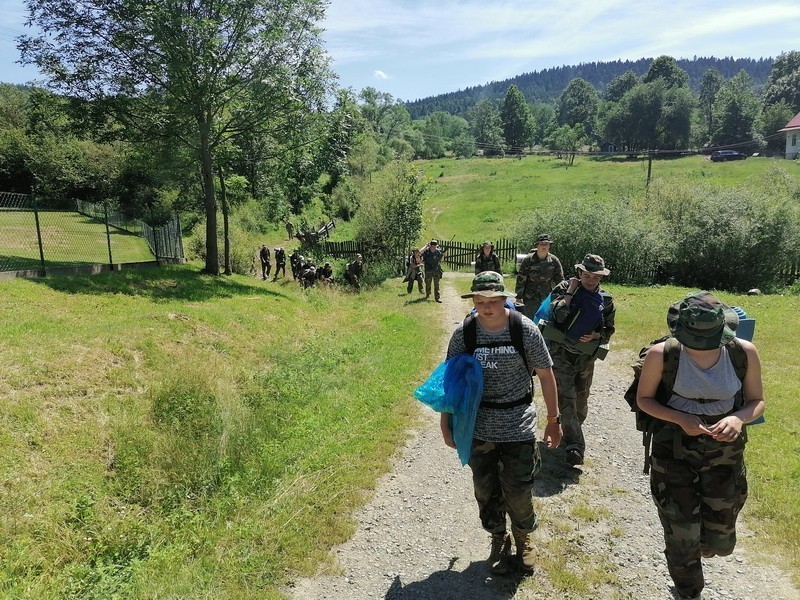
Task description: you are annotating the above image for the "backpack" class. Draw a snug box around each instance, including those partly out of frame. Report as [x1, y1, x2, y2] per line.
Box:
[623, 336, 748, 474]
[463, 309, 529, 373]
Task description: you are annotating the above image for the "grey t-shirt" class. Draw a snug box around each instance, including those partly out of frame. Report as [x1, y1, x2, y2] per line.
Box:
[447, 313, 554, 442]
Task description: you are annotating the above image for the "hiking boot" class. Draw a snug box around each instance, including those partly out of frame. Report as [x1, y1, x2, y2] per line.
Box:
[511, 527, 535, 574]
[435, 298, 443, 303]
[487, 532, 512, 574]
[566, 447, 584, 466]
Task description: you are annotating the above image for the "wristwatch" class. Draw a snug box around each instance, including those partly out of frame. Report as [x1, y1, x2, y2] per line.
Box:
[547, 413, 561, 425]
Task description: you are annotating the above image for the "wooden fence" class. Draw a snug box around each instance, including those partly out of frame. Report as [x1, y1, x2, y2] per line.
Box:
[440, 238, 518, 270]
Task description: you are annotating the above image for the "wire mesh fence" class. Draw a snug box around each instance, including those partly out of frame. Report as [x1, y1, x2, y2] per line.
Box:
[1, 192, 184, 275]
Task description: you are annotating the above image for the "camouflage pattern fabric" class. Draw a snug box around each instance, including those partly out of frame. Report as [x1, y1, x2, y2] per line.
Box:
[515, 252, 564, 319]
[424, 269, 441, 300]
[474, 252, 502, 275]
[549, 344, 595, 454]
[649, 429, 747, 598]
[469, 438, 541, 534]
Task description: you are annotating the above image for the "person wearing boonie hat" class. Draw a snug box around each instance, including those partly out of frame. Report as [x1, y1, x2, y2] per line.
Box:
[636, 291, 765, 600]
[514, 233, 564, 320]
[443, 271, 561, 574]
[421, 239, 447, 302]
[474, 241, 502, 275]
[546, 253, 616, 467]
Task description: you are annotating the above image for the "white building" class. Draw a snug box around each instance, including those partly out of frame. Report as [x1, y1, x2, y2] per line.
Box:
[778, 111, 800, 159]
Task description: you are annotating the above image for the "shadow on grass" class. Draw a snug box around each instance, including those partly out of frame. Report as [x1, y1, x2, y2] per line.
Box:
[404, 296, 431, 305]
[31, 264, 291, 302]
[385, 559, 521, 599]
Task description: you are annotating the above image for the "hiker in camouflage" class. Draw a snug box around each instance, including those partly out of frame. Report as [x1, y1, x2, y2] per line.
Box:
[474, 241, 502, 275]
[636, 292, 765, 600]
[546, 253, 615, 467]
[442, 271, 561, 575]
[515, 234, 564, 320]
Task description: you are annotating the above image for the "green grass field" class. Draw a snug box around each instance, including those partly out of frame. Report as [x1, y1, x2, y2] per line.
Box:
[413, 154, 800, 242]
[0, 210, 154, 272]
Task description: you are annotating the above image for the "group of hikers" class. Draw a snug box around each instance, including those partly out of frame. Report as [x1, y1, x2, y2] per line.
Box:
[433, 234, 764, 600]
[258, 244, 364, 290]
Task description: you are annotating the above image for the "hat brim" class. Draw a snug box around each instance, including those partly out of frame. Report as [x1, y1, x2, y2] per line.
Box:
[461, 290, 517, 299]
[672, 323, 737, 350]
[667, 299, 739, 350]
[576, 264, 610, 276]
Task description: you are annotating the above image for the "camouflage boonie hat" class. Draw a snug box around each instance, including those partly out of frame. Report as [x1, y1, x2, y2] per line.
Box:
[461, 271, 516, 299]
[535, 234, 553, 245]
[575, 253, 610, 276]
[667, 291, 738, 350]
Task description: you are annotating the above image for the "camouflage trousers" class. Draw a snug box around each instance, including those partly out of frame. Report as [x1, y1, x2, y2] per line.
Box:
[424, 271, 441, 300]
[650, 429, 748, 598]
[468, 438, 541, 534]
[549, 343, 596, 455]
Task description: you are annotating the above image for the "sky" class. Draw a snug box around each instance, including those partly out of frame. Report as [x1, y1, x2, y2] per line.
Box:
[2, 0, 800, 102]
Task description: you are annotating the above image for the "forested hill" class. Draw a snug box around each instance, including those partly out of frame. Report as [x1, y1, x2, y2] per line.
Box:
[404, 56, 774, 118]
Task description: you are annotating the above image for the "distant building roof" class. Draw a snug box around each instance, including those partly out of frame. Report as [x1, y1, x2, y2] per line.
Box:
[778, 111, 800, 132]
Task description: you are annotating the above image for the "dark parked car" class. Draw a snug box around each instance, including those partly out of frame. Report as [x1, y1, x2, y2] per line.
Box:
[710, 150, 748, 162]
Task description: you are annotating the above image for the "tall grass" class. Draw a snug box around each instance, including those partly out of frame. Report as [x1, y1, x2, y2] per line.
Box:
[0, 265, 442, 598]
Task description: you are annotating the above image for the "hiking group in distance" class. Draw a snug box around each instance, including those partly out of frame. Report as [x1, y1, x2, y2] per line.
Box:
[424, 233, 764, 600]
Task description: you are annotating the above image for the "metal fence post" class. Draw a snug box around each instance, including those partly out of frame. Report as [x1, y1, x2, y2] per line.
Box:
[32, 197, 47, 276]
[104, 202, 114, 269]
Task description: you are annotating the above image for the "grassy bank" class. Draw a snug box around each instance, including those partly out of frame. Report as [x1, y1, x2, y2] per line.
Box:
[0, 265, 442, 598]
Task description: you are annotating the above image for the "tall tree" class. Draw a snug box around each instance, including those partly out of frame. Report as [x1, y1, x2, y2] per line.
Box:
[529, 102, 556, 146]
[763, 50, 800, 114]
[604, 70, 639, 102]
[757, 100, 794, 152]
[468, 100, 504, 155]
[557, 78, 598, 136]
[500, 84, 533, 150]
[20, 0, 332, 275]
[712, 71, 760, 146]
[643, 55, 689, 89]
[699, 68, 725, 140]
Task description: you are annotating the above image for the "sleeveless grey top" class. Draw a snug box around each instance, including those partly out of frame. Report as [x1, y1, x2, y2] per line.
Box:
[667, 346, 741, 416]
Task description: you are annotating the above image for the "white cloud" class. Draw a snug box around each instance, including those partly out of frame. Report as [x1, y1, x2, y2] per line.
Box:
[373, 70, 390, 80]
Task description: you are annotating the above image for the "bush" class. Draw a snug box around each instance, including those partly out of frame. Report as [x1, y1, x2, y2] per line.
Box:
[512, 178, 800, 292]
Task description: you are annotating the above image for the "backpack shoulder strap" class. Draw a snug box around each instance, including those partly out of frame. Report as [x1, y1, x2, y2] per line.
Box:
[662, 337, 681, 395]
[726, 337, 748, 381]
[508, 310, 530, 372]
[462, 313, 477, 356]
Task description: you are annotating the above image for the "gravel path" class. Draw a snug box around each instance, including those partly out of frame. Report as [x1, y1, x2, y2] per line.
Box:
[287, 273, 798, 600]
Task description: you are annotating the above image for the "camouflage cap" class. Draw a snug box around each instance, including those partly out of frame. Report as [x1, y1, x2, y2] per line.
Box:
[481, 240, 493, 248]
[667, 291, 738, 350]
[535, 234, 553, 245]
[429, 239, 439, 245]
[575, 253, 610, 276]
[461, 271, 517, 299]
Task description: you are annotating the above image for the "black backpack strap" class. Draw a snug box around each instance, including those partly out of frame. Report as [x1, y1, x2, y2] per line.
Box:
[463, 313, 477, 356]
[508, 310, 530, 373]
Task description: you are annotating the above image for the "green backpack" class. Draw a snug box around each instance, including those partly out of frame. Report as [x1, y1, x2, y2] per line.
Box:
[623, 336, 748, 474]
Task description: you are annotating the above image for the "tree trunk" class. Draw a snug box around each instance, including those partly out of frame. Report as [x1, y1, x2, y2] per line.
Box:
[199, 115, 219, 275]
[219, 167, 232, 275]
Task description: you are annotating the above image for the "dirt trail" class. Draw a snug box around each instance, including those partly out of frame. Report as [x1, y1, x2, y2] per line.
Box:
[287, 273, 798, 599]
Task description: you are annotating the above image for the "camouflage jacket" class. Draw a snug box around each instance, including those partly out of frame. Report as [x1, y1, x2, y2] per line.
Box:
[421, 248, 445, 273]
[474, 252, 502, 275]
[514, 252, 563, 298]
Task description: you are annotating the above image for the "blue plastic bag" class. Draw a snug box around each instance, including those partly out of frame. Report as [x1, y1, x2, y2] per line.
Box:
[414, 353, 484, 465]
[533, 293, 552, 325]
